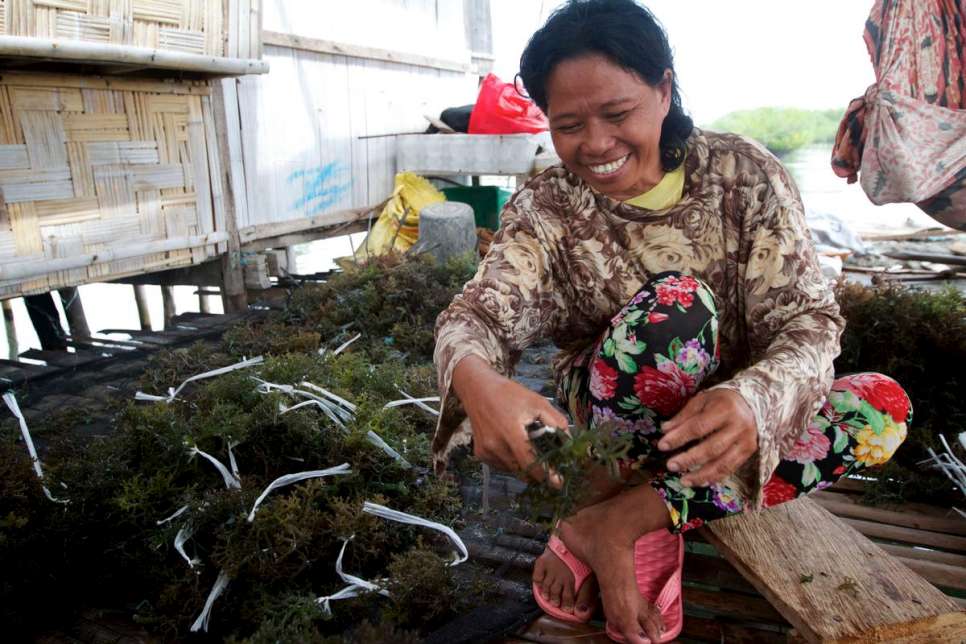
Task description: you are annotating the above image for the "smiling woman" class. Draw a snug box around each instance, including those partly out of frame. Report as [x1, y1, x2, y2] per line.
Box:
[431, 1, 911, 643]
[544, 57, 670, 200]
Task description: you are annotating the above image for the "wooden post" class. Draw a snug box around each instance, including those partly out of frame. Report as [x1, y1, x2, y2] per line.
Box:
[133, 285, 152, 330]
[285, 245, 298, 276]
[211, 79, 248, 314]
[1, 299, 17, 357]
[199, 292, 212, 314]
[58, 286, 90, 339]
[481, 463, 491, 515]
[24, 293, 67, 350]
[417, 202, 478, 263]
[161, 285, 176, 329]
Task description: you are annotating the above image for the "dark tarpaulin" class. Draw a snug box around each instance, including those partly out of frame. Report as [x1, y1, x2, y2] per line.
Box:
[832, 0, 966, 230]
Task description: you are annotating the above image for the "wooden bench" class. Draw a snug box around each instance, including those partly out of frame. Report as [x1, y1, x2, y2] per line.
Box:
[704, 496, 965, 643]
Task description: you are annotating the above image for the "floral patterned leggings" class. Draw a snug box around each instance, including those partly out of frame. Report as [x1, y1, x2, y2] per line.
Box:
[558, 272, 912, 533]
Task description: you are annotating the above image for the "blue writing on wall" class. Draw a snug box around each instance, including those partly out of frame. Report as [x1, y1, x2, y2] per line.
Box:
[288, 162, 351, 215]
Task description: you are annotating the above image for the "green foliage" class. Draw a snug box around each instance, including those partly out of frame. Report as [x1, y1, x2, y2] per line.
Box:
[518, 425, 635, 527]
[0, 254, 479, 641]
[223, 253, 477, 364]
[385, 547, 459, 627]
[835, 282, 966, 506]
[709, 107, 843, 155]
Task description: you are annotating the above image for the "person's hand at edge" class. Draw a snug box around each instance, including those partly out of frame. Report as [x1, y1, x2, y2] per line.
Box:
[657, 388, 757, 487]
[452, 354, 569, 486]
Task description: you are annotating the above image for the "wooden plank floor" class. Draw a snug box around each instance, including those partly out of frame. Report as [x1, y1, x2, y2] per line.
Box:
[705, 496, 965, 643]
[501, 477, 966, 644]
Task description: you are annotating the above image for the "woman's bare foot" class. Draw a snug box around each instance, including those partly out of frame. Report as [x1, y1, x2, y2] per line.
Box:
[555, 485, 673, 644]
[531, 461, 632, 620]
[533, 466, 637, 621]
[532, 543, 599, 620]
[558, 519, 664, 643]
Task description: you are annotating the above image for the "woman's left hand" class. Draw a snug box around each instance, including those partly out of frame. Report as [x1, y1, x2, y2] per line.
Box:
[657, 389, 757, 487]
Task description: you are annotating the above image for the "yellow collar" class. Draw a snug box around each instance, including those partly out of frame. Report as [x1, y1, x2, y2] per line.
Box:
[623, 162, 685, 210]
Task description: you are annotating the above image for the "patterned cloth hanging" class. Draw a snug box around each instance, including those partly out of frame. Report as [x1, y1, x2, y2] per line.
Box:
[831, 0, 966, 230]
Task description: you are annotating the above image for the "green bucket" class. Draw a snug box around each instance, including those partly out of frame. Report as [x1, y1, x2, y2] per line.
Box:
[441, 186, 512, 231]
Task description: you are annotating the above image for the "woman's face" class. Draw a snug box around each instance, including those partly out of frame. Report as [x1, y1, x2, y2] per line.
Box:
[545, 54, 671, 201]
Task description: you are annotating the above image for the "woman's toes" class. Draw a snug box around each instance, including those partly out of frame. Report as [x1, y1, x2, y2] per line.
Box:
[549, 579, 564, 607]
[560, 583, 576, 613]
[639, 602, 664, 642]
[532, 556, 547, 586]
[573, 573, 598, 618]
[533, 554, 554, 600]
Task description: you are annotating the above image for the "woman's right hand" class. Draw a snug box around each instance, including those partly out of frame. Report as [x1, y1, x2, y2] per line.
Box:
[451, 355, 569, 484]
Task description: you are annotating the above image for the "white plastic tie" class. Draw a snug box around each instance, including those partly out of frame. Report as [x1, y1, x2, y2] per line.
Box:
[252, 378, 294, 396]
[300, 381, 357, 412]
[278, 399, 322, 415]
[392, 388, 440, 416]
[188, 446, 242, 489]
[256, 380, 407, 466]
[157, 504, 189, 526]
[136, 356, 264, 403]
[246, 464, 352, 522]
[175, 525, 200, 568]
[366, 430, 410, 468]
[332, 333, 362, 355]
[190, 569, 230, 633]
[362, 501, 468, 565]
[317, 583, 363, 616]
[256, 378, 347, 429]
[317, 537, 388, 616]
[2, 392, 67, 504]
[383, 396, 440, 411]
[228, 441, 241, 480]
[527, 425, 557, 440]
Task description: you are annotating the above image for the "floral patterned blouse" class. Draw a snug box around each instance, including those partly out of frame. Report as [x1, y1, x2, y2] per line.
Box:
[433, 129, 845, 506]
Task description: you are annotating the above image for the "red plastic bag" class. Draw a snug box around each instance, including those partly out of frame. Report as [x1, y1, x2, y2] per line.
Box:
[468, 74, 548, 134]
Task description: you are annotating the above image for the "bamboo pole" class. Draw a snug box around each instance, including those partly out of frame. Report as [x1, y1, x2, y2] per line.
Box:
[211, 80, 248, 314]
[2, 299, 18, 357]
[877, 542, 966, 568]
[262, 30, 472, 73]
[842, 517, 966, 552]
[0, 233, 229, 282]
[813, 492, 966, 536]
[133, 285, 152, 331]
[893, 557, 966, 591]
[0, 36, 269, 75]
[58, 287, 90, 339]
[162, 286, 176, 330]
[284, 246, 298, 276]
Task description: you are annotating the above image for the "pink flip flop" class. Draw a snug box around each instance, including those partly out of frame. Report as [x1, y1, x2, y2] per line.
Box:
[532, 533, 595, 624]
[605, 529, 684, 643]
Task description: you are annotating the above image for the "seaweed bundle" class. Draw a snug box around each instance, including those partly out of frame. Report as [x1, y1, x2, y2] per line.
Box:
[834, 282, 966, 506]
[2, 256, 961, 640]
[0, 254, 481, 642]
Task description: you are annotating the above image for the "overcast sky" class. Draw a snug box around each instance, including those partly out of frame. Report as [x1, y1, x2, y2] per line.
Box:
[490, 0, 879, 125]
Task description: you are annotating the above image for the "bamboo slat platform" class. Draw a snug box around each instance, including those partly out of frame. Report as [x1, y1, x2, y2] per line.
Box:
[0, 310, 252, 425]
[6, 320, 965, 643]
[500, 478, 966, 644]
[0, 0, 267, 75]
[0, 72, 232, 300]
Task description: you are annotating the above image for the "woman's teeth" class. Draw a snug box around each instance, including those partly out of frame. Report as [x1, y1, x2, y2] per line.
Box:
[589, 155, 628, 175]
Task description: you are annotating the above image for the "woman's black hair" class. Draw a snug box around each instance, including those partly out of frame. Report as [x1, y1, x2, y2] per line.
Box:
[519, 0, 693, 171]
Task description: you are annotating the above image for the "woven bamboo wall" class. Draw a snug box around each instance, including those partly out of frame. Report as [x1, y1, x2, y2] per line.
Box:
[0, 73, 225, 299]
[0, 0, 262, 59]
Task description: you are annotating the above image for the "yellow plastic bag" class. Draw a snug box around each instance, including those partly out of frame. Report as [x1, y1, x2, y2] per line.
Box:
[351, 172, 445, 263]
